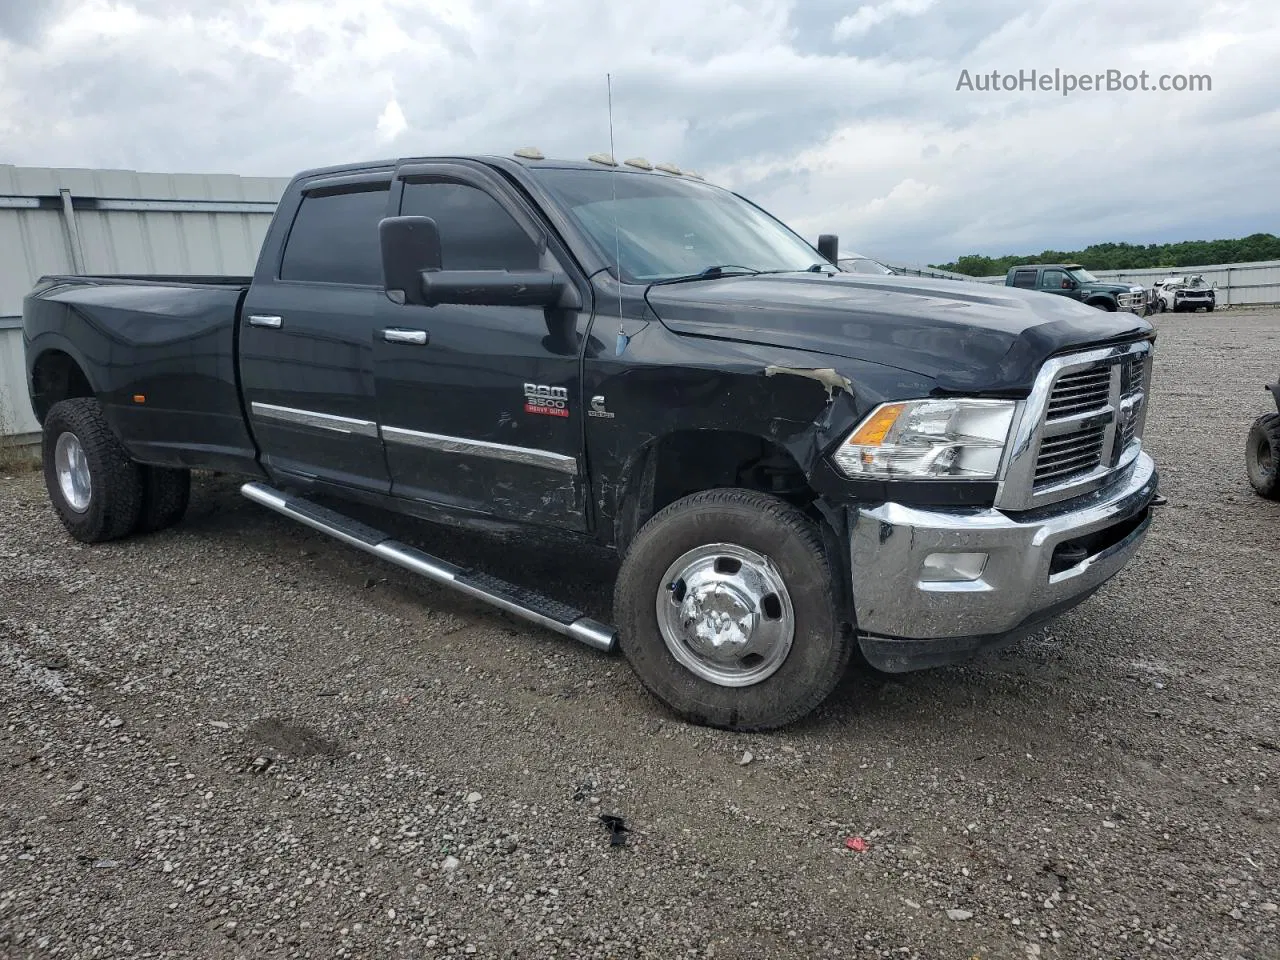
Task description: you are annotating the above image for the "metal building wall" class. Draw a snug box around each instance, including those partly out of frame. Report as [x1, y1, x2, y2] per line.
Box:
[0, 164, 289, 443]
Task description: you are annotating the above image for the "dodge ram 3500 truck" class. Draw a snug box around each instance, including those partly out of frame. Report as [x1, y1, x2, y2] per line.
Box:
[23, 152, 1160, 731]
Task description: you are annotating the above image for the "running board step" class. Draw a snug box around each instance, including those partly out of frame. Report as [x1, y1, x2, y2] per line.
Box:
[240, 482, 617, 653]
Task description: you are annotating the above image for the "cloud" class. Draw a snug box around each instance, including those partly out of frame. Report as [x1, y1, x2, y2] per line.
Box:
[833, 0, 936, 40]
[0, 0, 1277, 266]
[376, 98, 407, 142]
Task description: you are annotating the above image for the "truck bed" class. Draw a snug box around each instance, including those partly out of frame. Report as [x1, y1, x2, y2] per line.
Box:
[23, 274, 262, 474]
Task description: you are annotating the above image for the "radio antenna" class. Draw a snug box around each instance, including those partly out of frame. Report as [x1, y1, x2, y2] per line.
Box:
[607, 73, 629, 356]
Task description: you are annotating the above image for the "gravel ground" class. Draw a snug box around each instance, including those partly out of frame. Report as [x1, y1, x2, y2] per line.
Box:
[2, 309, 1279, 960]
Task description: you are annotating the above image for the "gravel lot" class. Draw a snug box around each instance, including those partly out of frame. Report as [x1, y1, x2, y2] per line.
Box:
[2, 309, 1279, 960]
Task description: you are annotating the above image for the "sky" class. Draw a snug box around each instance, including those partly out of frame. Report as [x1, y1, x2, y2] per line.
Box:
[0, 0, 1277, 266]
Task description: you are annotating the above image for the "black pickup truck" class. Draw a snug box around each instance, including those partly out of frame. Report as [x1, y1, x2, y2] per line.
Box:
[23, 152, 1160, 730]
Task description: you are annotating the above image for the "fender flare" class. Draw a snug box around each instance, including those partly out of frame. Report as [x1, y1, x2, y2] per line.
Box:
[25, 333, 104, 423]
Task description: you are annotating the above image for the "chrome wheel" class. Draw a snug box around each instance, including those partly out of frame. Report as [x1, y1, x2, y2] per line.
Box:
[655, 542, 795, 687]
[54, 432, 92, 513]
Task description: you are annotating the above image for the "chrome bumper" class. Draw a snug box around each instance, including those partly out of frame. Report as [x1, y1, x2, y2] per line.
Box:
[849, 452, 1157, 655]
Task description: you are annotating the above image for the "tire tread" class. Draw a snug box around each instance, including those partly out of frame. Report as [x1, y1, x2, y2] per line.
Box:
[1246, 412, 1280, 500]
[42, 398, 143, 542]
[137, 466, 191, 534]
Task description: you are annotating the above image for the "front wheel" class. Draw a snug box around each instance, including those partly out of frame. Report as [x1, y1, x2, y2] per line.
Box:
[1246, 413, 1280, 499]
[614, 489, 851, 731]
[42, 398, 144, 542]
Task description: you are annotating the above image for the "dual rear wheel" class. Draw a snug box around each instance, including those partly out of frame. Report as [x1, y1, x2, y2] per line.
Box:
[42, 398, 189, 543]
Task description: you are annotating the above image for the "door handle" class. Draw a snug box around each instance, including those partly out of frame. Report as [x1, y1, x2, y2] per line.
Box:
[382, 328, 429, 345]
[247, 314, 283, 328]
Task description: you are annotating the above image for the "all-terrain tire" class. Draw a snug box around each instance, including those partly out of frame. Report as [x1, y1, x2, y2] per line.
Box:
[614, 488, 851, 731]
[1246, 413, 1280, 500]
[137, 466, 191, 534]
[42, 398, 144, 542]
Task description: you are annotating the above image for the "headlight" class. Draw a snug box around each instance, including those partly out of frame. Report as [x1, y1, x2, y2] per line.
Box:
[832, 399, 1016, 480]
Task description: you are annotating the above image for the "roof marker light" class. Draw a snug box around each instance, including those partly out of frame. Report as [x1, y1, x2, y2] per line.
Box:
[587, 152, 618, 166]
[623, 157, 653, 170]
[655, 162, 682, 175]
[514, 147, 545, 160]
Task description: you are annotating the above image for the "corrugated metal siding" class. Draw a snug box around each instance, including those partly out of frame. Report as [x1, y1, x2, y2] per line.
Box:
[0, 327, 37, 437]
[0, 163, 289, 437]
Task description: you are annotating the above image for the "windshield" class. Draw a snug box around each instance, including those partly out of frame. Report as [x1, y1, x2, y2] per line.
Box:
[532, 168, 822, 282]
[838, 256, 894, 276]
[1067, 267, 1098, 283]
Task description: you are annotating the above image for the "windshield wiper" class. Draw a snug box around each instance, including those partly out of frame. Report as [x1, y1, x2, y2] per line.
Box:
[757, 263, 834, 275]
[651, 264, 762, 285]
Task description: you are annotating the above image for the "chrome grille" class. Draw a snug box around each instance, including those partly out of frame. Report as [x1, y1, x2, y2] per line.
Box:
[1034, 426, 1107, 485]
[1117, 353, 1146, 450]
[998, 340, 1153, 511]
[1046, 368, 1112, 420]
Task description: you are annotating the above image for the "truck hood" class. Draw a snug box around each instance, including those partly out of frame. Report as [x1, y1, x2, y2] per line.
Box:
[1083, 282, 1143, 294]
[644, 272, 1152, 394]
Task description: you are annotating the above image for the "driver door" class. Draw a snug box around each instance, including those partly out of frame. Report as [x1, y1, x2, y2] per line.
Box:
[1039, 268, 1074, 300]
[372, 163, 592, 531]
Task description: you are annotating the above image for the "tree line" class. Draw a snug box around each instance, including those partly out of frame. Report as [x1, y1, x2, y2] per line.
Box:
[932, 233, 1280, 277]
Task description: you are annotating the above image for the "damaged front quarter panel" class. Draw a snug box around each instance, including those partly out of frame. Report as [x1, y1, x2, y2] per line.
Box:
[762, 365, 853, 401]
[585, 323, 946, 551]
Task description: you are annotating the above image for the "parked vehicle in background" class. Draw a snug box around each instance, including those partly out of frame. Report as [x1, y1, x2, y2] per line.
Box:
[1246, 372, 1280, 499]
[837, 253, 897, 276]
[23, 151, 1160, 731]
[1153, 275, 1216, 313]
[1006, 264, 1146, 313]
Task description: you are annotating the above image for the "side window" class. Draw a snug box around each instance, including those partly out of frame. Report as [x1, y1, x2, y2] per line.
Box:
[279, 186, 389, 286]
[1041, 269, 1067, 289]
[400, 181, 541, 271]
[1011, 269, 1037, 288]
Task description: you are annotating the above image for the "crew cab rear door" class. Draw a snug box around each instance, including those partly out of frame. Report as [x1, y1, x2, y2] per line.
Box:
[239, 172, 394, 493]
[373, 161, 592, 531]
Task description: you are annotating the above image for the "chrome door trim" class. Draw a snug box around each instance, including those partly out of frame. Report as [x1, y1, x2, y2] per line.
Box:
[250, 401, 379, 438]
[247, 314, 283, 328]
[381, 425, 578, 475]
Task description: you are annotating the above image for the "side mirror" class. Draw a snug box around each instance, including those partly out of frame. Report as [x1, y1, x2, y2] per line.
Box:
[1061, 278, 1073, 289]
[817, 234, 839, 263]
[380, 214, 578, 310]
[420, 270, 574, 309]
[380, 216, 442, 305]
